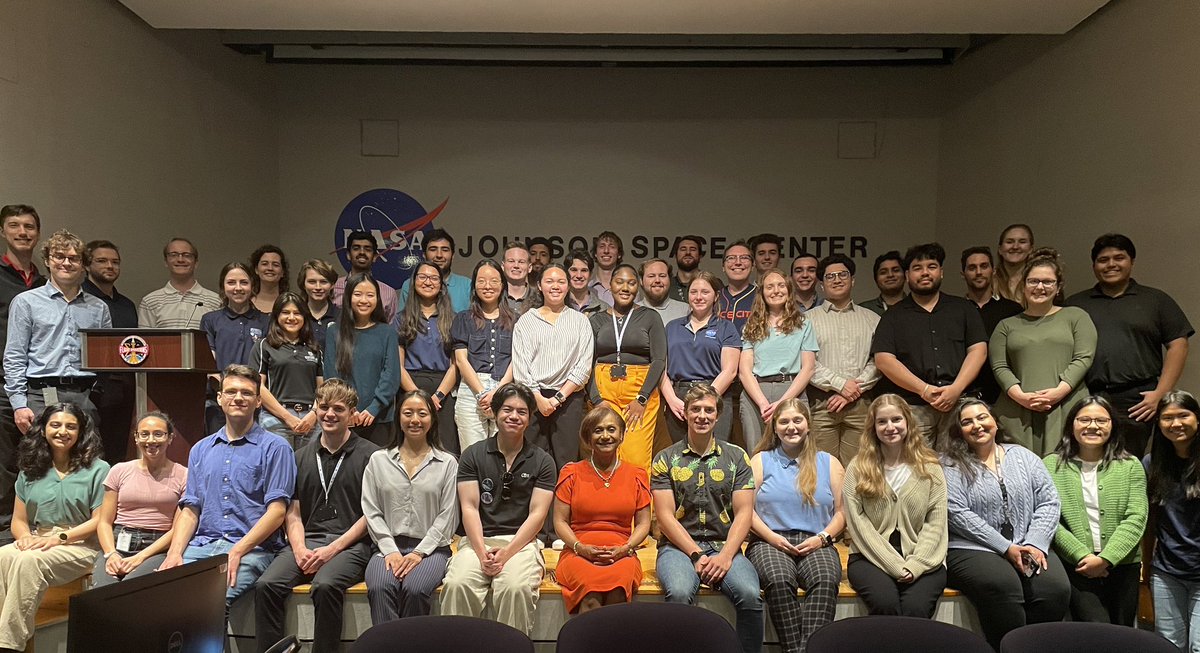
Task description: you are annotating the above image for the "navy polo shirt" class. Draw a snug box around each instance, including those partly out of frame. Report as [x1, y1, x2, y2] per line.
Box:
[311, 304, 339, 355]
[664, 314, 742, 382]
[399, 313, 453, 372]
[200, 306, 271, 369]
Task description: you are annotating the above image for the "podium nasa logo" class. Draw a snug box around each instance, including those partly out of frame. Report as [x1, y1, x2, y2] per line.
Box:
[333, 189, 450, 290]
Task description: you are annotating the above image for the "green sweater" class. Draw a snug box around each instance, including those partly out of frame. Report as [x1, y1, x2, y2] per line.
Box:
[1042, 454, 1147, 567]
[843, 461, 947, 580]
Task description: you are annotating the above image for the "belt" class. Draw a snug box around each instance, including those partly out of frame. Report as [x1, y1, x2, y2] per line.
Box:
[282, 402, 312, 413]
[673, 379, 711, 386]
[28, 376, 94, 391]
[1094, 379, 1157, 395]
[756, 374, 795, 384]
[115, 525, 170, 536]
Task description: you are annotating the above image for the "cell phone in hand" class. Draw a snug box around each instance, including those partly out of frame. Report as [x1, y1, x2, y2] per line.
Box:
[1020, 551, 1040, 578]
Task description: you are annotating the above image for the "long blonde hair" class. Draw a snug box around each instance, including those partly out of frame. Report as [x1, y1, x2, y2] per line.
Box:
[752, 398, 818, 505]
[742, 269, 805, 344]
[850, 394, 941, 499]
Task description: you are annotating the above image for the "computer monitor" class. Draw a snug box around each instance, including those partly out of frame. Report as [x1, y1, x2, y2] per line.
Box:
[67, 555, 227, 653]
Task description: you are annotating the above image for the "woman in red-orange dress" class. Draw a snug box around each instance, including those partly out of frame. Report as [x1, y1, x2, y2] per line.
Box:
[553, 405, 653, 613]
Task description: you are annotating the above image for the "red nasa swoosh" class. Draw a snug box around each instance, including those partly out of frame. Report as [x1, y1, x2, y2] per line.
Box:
[329, 197, 449, 255]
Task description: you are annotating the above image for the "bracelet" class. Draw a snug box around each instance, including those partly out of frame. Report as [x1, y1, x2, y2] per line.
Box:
[572, 541, 581, 555]
[921, 384, 929, 398]
[103, 551, 118, 559]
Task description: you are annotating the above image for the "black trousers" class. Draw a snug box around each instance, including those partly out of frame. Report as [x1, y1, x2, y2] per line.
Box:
[0, 386, 18, 543]
[847, 553, 946, 618]
[353, 420, 394, 448]
[946, 548, 1070, 651]
[1097, 385, 1155, 457]
[664, 381, 733, 443]
[92, 374, 136, 462]
[406, 370, 459, 456]
[526, 389, 583, 541]
[1061, 556, 1141, 626]
[253, 534, 372, 653]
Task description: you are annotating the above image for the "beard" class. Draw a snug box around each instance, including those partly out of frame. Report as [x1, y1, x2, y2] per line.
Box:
[909, 277, 943, 297]
[676, 258, 699, 273]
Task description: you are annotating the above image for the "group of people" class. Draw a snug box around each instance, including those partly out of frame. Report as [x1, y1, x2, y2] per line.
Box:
[0, 201, 1194, 653]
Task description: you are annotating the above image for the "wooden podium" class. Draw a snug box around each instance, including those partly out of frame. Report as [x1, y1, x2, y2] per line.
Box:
[80, 329, 216, 461]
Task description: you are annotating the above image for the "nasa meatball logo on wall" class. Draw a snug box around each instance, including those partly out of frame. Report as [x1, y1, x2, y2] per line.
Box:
[333, 188, 448, 289]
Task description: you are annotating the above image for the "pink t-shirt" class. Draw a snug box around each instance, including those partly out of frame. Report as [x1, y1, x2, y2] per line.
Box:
[104, 461, 188, 531]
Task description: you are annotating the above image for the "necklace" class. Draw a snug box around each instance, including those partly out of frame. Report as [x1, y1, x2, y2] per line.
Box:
[590, 456, 620, 488]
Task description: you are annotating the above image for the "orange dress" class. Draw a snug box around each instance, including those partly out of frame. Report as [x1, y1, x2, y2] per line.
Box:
[554, 461, 651, 613]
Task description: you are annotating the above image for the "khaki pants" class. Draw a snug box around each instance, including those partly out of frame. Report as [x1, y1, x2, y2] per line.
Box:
[909, 403, 955, 452]
[810, 396, 870, 466]
[439, 535, 545, 635]
[0, 538, 97, 649]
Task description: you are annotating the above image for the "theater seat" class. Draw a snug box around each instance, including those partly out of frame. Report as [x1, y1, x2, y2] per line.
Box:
[999, 622, 1178, 653]
[555, 602, 741, 653]
[807, 615, 991, 653]
[350, 615, 534, 653]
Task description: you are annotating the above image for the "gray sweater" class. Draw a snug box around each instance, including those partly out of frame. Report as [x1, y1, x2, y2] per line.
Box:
[942, 444, 1060, 554]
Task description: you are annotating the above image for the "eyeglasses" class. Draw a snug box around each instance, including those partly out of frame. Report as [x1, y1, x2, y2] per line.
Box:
[823, 271, 850, 281]
[415, 274, 441, 283]
[165, 252, 196, 260]
[134, 431, 170, 442]
[49, 254, 81, 265]
[1025, 279, 1058, 288]
[501, 471, 514, 501]
[221, 389, 258, 399]
[723, 255, 751, 263]
[1075, 416, 1112, 427]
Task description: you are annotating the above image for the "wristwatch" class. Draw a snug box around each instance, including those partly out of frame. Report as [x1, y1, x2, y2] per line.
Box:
[689, 550, 704, 564]
[433, 390, 446, 401]
[636, 394, 649, 406]
[817, 531, 834, 548]
[58, 532, 69, 544]
[553, 390, 566, 403]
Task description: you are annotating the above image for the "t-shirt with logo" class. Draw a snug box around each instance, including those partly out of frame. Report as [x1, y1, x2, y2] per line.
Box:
[249, 340, 322, 405]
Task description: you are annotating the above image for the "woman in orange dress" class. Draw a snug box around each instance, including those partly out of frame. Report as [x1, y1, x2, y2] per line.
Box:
[553, 405, 653, 613]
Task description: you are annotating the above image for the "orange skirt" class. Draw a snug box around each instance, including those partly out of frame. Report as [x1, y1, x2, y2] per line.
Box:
[554, 530, 643, 613]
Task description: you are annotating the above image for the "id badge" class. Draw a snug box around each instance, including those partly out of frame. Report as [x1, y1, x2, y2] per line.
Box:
[44, 387, 60, 405]
[610, 364, 627, 380]
[311, 502, 338, 523]
[116, 530, 133, 552]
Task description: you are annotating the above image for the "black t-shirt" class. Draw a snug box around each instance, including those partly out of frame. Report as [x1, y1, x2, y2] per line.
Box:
[870, 293, 988, 404]
[976, 296, 1023, 403]
[457, 436, 556, 536]
[294, 435, 379, 538]
[83, 279, 138, 328]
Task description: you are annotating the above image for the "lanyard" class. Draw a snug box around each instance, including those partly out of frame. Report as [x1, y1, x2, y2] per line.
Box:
[611, 311, 632, 364]
[316, 451, 347, 505]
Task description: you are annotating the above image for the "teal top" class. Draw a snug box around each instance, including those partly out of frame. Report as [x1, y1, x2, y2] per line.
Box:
[1043, 453, 1147, 567]
[16, 459, 110, 531]
[743, 322, 819, 377]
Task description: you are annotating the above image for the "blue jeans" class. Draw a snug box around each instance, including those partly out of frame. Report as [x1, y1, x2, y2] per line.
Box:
[1151, 570, 1200, 653]
[183, 539, 275, 607]
[656, 543, 763, 653]
[259, 406, 312, 449]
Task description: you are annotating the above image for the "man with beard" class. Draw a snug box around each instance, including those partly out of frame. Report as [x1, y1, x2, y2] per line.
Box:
[82, 240, 138, 461]
[527, 237, 552, 285]
[501, 242, 539, 316]
[398, 228, 471, 312]
[960, 246, 1021, 404]
[749, 233, 783, 278]
[871, 243, 988, 448]
[332, 230, 398, 323]
[588, 231, 623, 307]
[860, 250, 907, 317]
[637, 259, 688, 326]
[669, 235, 704, 303]
[790, 252, 823, 311]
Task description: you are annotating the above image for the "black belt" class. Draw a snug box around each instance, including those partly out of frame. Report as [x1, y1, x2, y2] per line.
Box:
[282, 402, 312, 413]
[1094, 379, 1157, 395]
[28, 376, 94, 391]
[115, 525, 169, 537]
[756, 374, 795, 384]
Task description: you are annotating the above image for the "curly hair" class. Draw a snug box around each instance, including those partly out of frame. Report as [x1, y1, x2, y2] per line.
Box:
[741, 269, 804, 344]
[249, 244, 290, 294]
[18, 403, 104, 481]
[850, 394, 941, 499]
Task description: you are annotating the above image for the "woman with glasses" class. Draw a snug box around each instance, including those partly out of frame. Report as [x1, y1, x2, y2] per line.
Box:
[451, 259, 516, 451]
[990, 249, 1097, 456]
[942, 399, 1067, 650]
[1043, 396, 1146, 625]
[396, 262, 459, 455]
[92, 411, 187, 586]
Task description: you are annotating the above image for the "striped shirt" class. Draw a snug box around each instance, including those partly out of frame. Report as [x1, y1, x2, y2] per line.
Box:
[807, 300, 881, 393]
[137, 281, 221, 329]
[512, 307, 594, 390]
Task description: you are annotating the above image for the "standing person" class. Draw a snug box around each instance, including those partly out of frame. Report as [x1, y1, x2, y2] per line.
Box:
[807, 254, 881, 465]
[323, 273, 400, 447]
[440, 384, 556, 636]
[790, 253, 823, 312]
[660, 271, 741, 443]
[749, 233, 783, 278]
[961, 246, 1022, 404]
[249, 244, 289, 315]
[991, 251, 1097, 456]
[397, 229, 471, 312]
[81, 240, 136, 327]
[254, 379, 378, 653]
[844, 395, 947, 618]
[860, 251, 906, 317]
[501, 243, 539, 316]
[589, 231, 623, 307]
[250, 293, 323, 449]
[871, 243, 988, 449]
[159, 365, 297, 607]
[4, 230, 112, 436]
[586, 264, 665, 472]
[200, 262, 269, 435]
[942, 399, 1068, 651]
[0, 205, 43, 545]
[297, 259, 340, 352]
[361, 390, 458, 624]
[651, 384, 762, 653]
[332, 230, 399, 323]
[738, 269, 818, 452]
[527, 237, 552, 284]
[452, 260, 516, 451]
[82, 240, 138, 461]
[1145, 391, 1200, 651]
[397, 262, 459, 455]
[92, 411, 186, 586]
[512, 263, 594, 473]
[637, 258, 688, 326]
[564, 249, 608, 315]
[994, 224, 1035, 304]
[553, 405, 652, 614]
[746, 399, 844, 653]
[669, 235, 704, 303]
[717, 240, 756, 334]
[1043, 396, 1147, 626]
[0, 403, 108, 653]
[1066, 234, 1193, 456]
[137, 237, 221, 329]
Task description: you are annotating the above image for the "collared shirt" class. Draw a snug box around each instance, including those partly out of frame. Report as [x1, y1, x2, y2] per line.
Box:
[450, 311, 513, 381]
[512, 307, 594, 390]
[870, 293, 988, 404]
[1, 254, 38, 289]
[797, 294, 825, 312]
[458, 436, 556, 537]
[137, 280, 221, 329]
[860, 294, 904, 317]
[637, 295, 689, 326]
[398, 313, 453, 372]
[200, 306, 269, 370]
[973, 295, 1023, 402]
[294, 435, 378, 538]
[664, 314, 741, 382]
[566, 289, 609, 315]
[333, 275, 398, 324]
[0, 257, 44, 356]
[1066, 280, 1194, 388]
[651, 437, 754, 543]
[504, 285, 541, 317]
[83, 279, 138, 328]
[309, 303, 339, 353]
[181, 423, 296, 552]
[362, 445, 458, 555]
[589, 275, 614, 307]
[397, 272, 472, 313]
[808, 301, 881, 393]
[249, 340, 322, 405]
[669, 274, 692, 304]
[17, 459, 110, 531]
[717, 283, 757, 335]
[3, 282, 112, 409]
[756, 447, 835, 533]
[742, 321, 819, 377]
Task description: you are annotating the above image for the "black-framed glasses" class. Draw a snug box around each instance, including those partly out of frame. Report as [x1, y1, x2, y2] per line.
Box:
[501, 471, 514, 501]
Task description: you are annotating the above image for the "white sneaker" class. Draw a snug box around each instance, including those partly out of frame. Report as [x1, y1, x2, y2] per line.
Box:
[552, 539, 565, 551]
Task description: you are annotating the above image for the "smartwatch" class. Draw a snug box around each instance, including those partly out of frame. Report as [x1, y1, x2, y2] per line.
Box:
[553, 391, 566, 403]
[58, 532, 69, 544]
[433, 390, 446, 401]
[817, 531, 834, 548]
[636, 394, 649, 406]
[689, 550, 704, 564]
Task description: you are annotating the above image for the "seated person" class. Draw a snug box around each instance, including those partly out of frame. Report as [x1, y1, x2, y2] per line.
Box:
[651, 383, 763, 653]
[440, 383, 555, 636]
[254, 379, 378, 653]
[93, 411, 187, 586]
[159, 364, 297, 607]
